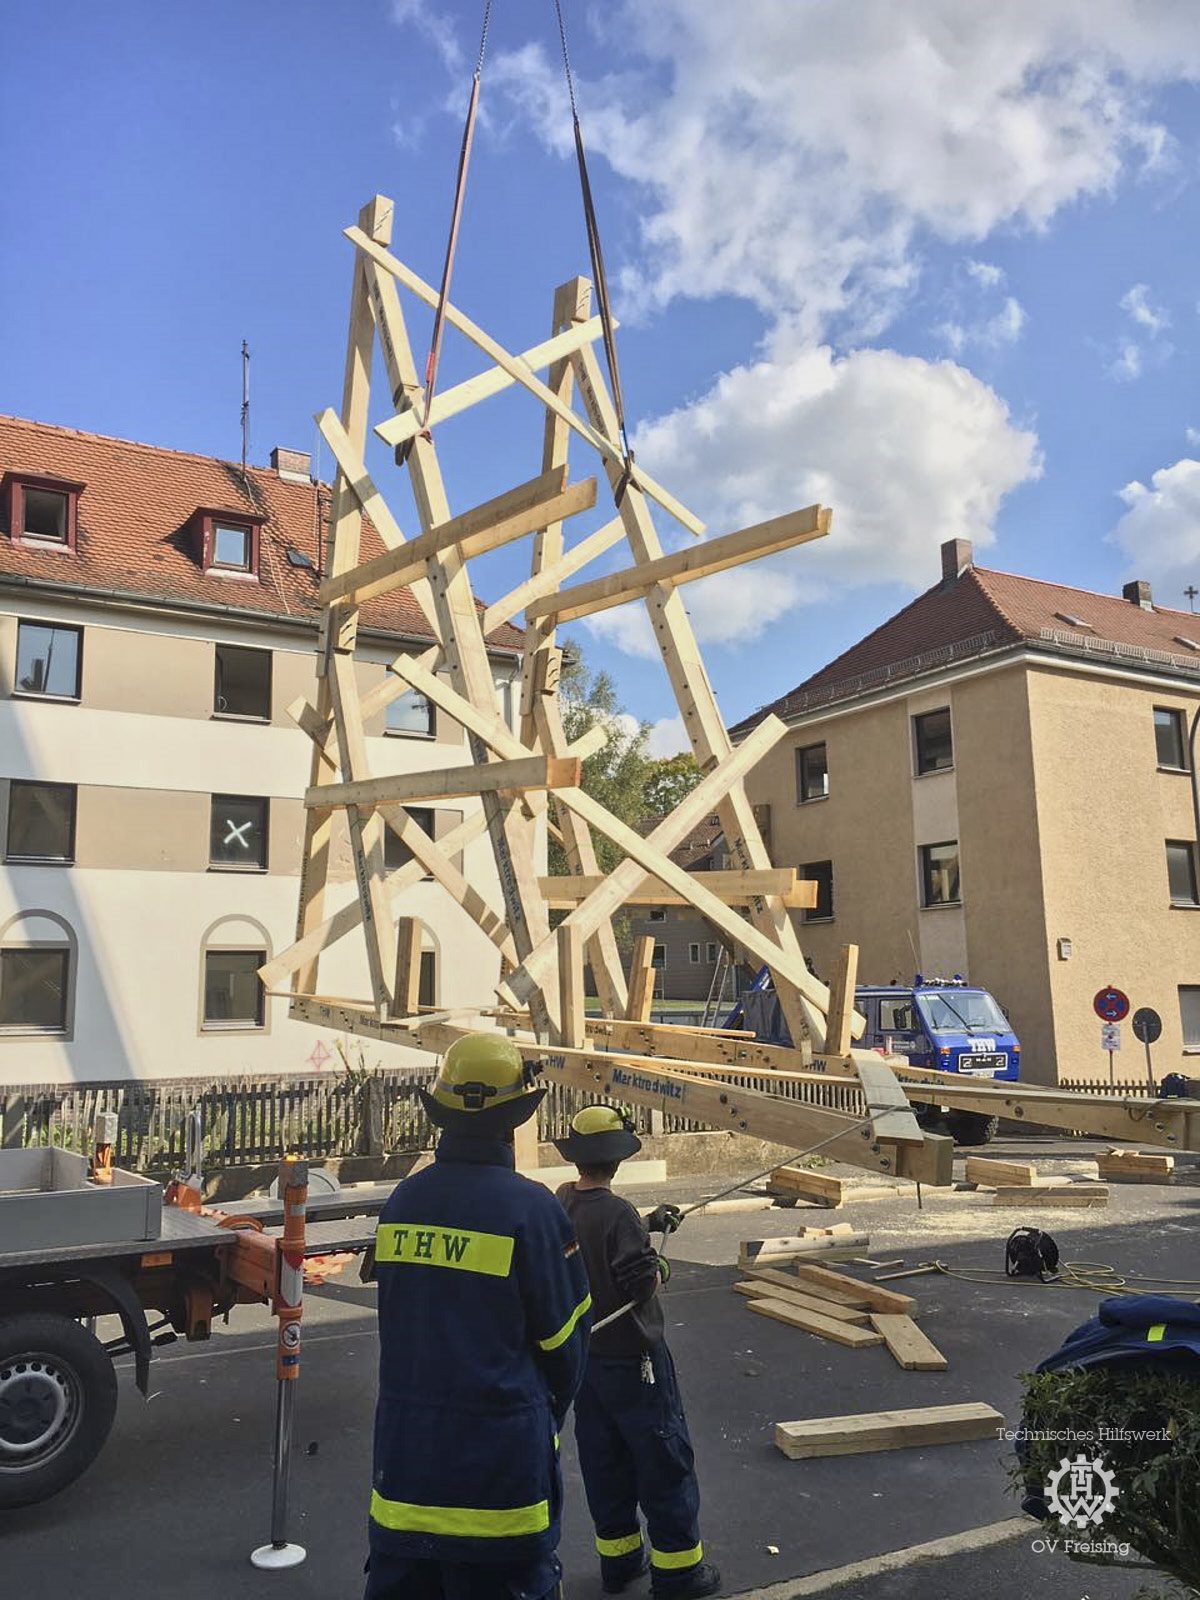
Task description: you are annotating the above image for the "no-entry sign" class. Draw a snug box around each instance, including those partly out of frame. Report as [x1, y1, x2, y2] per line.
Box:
[1093, 986, 1130, 1023]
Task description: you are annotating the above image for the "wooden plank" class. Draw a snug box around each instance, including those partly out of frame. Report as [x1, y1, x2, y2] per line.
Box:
[524, 503, 831, 624]
[355, 227, 705, 536]
[483, 517, 626, 633]
[747, 1296, 884, 1348]
[733, 1280, 871, 1326]
[586, 1018, 811, 1073]
[992, 1185, 1109, 1207]
[626, 935, 656, 1024]
[769, 1167, 844, 1207]
[306, 755, 581, 811]
[381, 812, 516, 967]
[794, 1264, 918, 1316]
[775, 1403, 1003, 1461]
[824, 944, 859, 1058]
[1097, 1149, 1175, 1182]
[965, 1156, 1038, 1187]
[869, 1314, 948, 1371]
[538, 870, 816, 909]
[318, 468, 596, 608]
[393, 917, 422, 1017]
[740, 1231, 869, 1266]
[854, 1056, 924, 1146]
[556, 921, 586, 1050]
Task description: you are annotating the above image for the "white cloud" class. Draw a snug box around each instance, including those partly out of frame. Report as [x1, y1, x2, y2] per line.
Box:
[938, 296, 1026, 354]
[1109, 341, 1144, 381]
[965, 260, 1005, 289]
[1121, 282, 1170, 334]
[645, 715, 690, 758]
[1187, 426, 1200, 447]
[1111, 458, 1200, 591]
[391, 0, 464, 74]
[488, 2, 1199, 339]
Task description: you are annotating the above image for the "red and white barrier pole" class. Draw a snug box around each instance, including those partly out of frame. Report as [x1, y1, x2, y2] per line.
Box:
[251, 1155, 309, 1570]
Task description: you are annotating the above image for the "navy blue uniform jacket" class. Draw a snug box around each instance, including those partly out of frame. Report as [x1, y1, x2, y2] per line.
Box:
[369, 1132, 592, 1565]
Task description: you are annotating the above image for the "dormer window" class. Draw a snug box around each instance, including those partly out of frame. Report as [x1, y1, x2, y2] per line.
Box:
[4, 474, 84, 551]
[192, 508, 264, 579]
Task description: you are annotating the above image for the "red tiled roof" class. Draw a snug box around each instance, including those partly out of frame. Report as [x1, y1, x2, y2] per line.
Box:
[732, 563, 1200, 732]
[639, 814, 725, 869]
[0, 416, 523, 652]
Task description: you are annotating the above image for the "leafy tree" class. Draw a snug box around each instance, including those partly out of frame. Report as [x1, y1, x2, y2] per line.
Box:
[642, 751, 702, 819]
[552, 646, 650, 876]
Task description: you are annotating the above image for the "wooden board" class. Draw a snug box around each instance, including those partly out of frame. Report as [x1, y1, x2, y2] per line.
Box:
[537, 869, 816, 909]
[746, 1296, 884, 1348]
[1097, 1149, 1175, 1182]
[869, 1314, 948, 1371]
[306, 754, 580, 811]
[626, 934, 656, 1024]
[992, 1184, 1109, 1207]
[775, 1403, 1003, 1460]
[739, 1230, 868, 1264]
[793, 1264, 918, 1316]
[733, 1280, 871, 1326]
[769, 1167, 843, 1206]
[742, 1266, 872, 1310]
[823, 943, 859, 1058]
[965, 1156, 1037, 1187]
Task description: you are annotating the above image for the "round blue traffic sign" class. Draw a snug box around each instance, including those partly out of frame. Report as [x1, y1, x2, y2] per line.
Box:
[1093, 986, 1130, 1023]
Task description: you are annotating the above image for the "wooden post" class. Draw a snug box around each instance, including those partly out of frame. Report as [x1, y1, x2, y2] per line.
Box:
[626, 935, 657, 1023]
[824, 943, 860, 1057]
[557, 920, 586, 1049]
[394, 918, 423, 1017]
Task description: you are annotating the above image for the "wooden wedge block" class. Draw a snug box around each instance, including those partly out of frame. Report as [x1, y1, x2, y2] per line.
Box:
[965, 1156, 1037, 1187]
[744, 1265, 872, 1309]
[733, 1280, 872, 1325]
[1097, 1150, 1175, 1183]
[992, 1184, 1108, 1207]
[794, 1263, 918, 1316]
[869, 1314, 948, 1371]
[769, 1167, 843, 1206]
[775, 1402, 1003, 1460]
[747, 1296, 884, 1348]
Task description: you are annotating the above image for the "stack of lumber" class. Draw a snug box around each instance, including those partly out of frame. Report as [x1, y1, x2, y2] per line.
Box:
[1096, 1148, 1175, 1184]
[775, 1403, 1002, 1460]
[735, 1255, 948, 1371]
[964, 1155, 1037, 1186]
[737, 1225, 867, 1270]
[767, 1165, 902, 1208]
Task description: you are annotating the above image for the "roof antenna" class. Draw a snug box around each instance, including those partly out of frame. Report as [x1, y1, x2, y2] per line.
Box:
[240, 339, 251, 482]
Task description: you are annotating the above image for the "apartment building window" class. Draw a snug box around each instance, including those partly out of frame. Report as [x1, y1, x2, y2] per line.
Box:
[1154, 707, 1189, 771]
[203, 949, 265, 1029]
[214, 644, 272, 720]
[0, 947, 70, 1033]
[920, 841, 961, 906]
[1166, 840, 1199, 906]
[688, 943, 701, 964]
[706, 942, 718, 962]
[384, 807, 436, 874]
[1179, 986, 1200, 1051]
[795, 742, 828, 803]
[802, 860, 834, 922]
[5, 475, 82, 550]
[914, 708, 953, 775]
[648, 909, 666, 923]
[6, 781, 76, 864]
[213, 523, 252, 571]
[386, 688, 435, 737]
[419, 950, 437, 1009]
[15, 621, 82, 700]
[210, 795, 269, 870]
[651, 944, 666, 970]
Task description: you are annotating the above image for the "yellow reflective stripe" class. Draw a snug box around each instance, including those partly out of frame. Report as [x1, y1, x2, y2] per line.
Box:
[553, 1433, 559, 1451]
[597, 1532, 644, 1557]
[374, 1223, 514, 1277]
[651, 1542, 703, 1571]
[1147, 1323, 1167, 1342]
[369, 1489, 549, 1537]
[538, 1292, 592, 1351]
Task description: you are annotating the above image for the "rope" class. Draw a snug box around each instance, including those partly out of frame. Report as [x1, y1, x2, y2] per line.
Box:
[930, 1258, 1200, 1298]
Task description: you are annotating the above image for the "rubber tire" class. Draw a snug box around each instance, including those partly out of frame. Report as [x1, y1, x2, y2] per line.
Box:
[947, 1110, 1000, 1146]
[0, 1313, 118, 1509]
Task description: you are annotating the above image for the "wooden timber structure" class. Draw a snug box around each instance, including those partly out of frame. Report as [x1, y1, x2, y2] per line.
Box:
[268, 194, 1200, 1179]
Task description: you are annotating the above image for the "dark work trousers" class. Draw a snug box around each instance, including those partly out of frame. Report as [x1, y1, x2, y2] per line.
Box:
[573, 1341, 704, 1592]
[363, 1551, 561, 1600]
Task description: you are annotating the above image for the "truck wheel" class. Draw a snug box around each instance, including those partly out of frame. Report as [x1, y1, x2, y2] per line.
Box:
[947, 1111, 1000, 1146]
[0, 1313, 117, 1509]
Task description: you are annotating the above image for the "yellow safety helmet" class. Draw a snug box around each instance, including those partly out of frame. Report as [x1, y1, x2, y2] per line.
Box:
[420, 1032, 545, 1134]
[553, 1102, 642, 1165]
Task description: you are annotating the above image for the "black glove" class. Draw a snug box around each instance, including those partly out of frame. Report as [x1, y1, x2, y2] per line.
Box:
[656, 1255, 671, 1285]
[646, 1203, 682, 1236]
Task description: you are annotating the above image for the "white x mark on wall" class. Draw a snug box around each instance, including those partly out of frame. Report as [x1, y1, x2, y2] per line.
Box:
[223, 818, 254, 850]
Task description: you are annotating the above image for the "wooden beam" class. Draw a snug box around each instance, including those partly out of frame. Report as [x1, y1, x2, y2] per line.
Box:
[393, 917, 423, 1016]
[306, 754, 581, 811]
[626, 935, 656, 1023]
[775, 1404, 1002, 1460]
[746, 1297, 884, 1348]
[824, 943, 859, 1057]
[992, 1185, 1108, 1207]
[853, 1057, 925, 1147]
[964, 1156, 1037, 1187]
[769, 1166, 844, 1207]
[585, 1018, 811, 1073]
[538, 869, 816, 909]
[524, 503, 831, 625]
[354, 228, 706, 536]
[382, 810, 517, 967]
[556, 920, 586, 1050]
[318, 468, 597, 608]
[1096, 1149, 1175, 1182]
[732, 1280, 872, 1326]
[793, 1264, 918, 1316]
[869, 1315, 948, 1371]
[482, 517, 626, 632]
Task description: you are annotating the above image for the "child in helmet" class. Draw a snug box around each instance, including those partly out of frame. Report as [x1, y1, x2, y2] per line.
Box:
[555, 1104, 720, 1598]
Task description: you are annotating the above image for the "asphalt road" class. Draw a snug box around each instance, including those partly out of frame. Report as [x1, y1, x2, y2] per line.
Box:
[3, 1137, 1196, 1600]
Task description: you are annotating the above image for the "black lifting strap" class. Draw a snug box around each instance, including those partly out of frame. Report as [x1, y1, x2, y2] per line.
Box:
[552, 0, 637, 503]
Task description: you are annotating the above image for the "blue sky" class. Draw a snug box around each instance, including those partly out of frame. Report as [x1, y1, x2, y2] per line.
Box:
[2, 2, 1199, 749]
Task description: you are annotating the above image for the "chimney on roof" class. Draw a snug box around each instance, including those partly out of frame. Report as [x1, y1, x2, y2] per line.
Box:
[1122, 578, 1154, 610]
[941, 537, 973, 584]
[271, 447, 312, 484]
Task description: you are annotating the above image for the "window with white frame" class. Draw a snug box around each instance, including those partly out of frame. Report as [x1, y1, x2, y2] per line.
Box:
[1179, 985, 1200, 1051]
[203, 949, 266, 1030]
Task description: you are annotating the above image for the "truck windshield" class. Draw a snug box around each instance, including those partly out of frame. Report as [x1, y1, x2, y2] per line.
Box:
[916, 990, 1008, 1035]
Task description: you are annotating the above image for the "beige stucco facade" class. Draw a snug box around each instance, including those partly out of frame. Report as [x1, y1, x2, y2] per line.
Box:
[0, 593, 519, 1085]
[745, 650, 1200, 1085]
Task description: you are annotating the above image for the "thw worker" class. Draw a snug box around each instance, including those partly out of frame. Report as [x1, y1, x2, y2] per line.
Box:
[364, 1034, 592, 1600]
